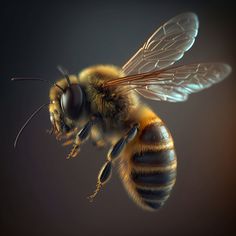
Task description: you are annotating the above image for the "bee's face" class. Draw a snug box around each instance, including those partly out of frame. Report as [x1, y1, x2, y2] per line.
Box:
[49, 82, 85, 136]
[49, 101, 70, 136]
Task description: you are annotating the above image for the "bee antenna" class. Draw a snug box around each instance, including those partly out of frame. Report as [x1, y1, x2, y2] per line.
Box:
[13, 103, 49, 148]
[57, 65, 71, 87]
[11, 77, 65, 92]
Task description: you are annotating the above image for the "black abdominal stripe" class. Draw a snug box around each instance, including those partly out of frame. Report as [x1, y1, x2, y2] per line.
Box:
[131, 122, 177, 210]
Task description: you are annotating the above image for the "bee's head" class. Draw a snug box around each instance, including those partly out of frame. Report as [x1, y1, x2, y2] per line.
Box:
[12, 66, 87, 147]
[49, 66, 87, 136]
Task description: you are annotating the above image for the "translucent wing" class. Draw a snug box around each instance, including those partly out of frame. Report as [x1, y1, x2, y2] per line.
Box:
[122, 12, 199, 75]
[105, 63, 231, 102]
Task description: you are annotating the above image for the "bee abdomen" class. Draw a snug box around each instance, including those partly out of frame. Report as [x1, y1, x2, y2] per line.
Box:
[139, 122, 170, 144]
[132, 149, 176, 166]
[131, 168, 176, 186]
[136, 187, 171, 200]
[131, 149, 176, 210]
[136, 185, 173, 209]
[119, 120, 177, 211]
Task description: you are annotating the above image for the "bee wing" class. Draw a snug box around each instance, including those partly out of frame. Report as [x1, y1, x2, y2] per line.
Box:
[122, 12, 199, 76]
[106, 63, 231, 102]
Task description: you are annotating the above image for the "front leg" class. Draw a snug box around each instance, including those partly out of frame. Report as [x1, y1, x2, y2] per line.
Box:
[67, 115, 101, 159]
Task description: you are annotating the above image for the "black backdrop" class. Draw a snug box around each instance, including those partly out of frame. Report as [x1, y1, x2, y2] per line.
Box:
[1, 1, 236, 236]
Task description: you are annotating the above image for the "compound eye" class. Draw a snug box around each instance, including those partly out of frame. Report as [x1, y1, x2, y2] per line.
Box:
[60, 84, 83, 120]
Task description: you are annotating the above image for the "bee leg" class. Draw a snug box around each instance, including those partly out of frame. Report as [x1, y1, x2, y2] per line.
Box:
[87, 160, 112, 202]
[60, 127, 78, 140]
[108, 123, 139, 161]
[87, 123, 139, 201]
[125, 123, 139, 142]
[66, 115, 101, 159]
[62, 139, 74, 146]
[66, 122, 92, 159]
[67, 142, 81, 159]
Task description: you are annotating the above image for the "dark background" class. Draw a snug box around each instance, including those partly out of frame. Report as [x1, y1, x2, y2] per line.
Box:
[1, 0, 236, 235]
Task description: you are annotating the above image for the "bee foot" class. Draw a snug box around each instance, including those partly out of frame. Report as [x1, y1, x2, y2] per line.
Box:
[66, 144, 80, 159]
[87, 182, 102, 202]
[62, 139, 74, 146]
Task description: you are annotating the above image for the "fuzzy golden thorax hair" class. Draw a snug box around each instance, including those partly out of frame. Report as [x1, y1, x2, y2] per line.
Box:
[78, 65, 139, 128]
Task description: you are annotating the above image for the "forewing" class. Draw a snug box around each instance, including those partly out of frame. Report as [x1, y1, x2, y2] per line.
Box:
[122, 12, 199, 75]
[105, 63, 231, 102]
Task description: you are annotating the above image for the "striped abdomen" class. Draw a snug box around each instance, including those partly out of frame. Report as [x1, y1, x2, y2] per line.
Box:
[119, 106, 177, 211]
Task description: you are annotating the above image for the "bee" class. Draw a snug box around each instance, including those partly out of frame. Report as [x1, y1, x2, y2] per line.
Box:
[13, 12, 231, 211]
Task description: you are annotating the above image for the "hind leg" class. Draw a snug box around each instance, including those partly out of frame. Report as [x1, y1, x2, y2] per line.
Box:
[88, 123, 139, 201]
[87, 160, 112, 201]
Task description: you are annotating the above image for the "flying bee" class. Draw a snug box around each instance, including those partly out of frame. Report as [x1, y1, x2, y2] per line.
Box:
[13, 12, 231, 211]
